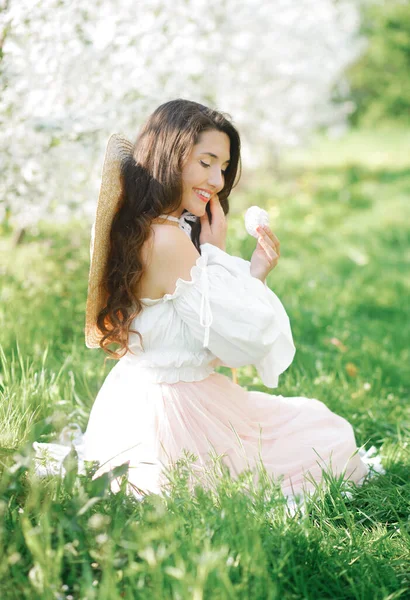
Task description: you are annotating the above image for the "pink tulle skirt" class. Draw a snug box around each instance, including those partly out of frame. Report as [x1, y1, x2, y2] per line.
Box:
[84, 367, 369, 498]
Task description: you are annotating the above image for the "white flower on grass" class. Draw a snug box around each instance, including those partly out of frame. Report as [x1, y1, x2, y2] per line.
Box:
[87, 513, 111, 530]
[32, 424, 86, 477]
[95, 534, 109, 545]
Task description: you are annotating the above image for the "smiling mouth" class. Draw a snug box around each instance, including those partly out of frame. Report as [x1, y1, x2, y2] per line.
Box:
[194, 189, 211, 202]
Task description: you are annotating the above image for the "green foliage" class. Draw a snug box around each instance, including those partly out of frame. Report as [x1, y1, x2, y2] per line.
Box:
[1, 446, 409, 599]
[347, 1, 410, 126]
[1, 128, 410, 598]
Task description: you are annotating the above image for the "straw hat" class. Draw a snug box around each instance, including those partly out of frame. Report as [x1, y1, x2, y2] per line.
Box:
[85, 133, 134, 349]
[85, 133, 199, 349]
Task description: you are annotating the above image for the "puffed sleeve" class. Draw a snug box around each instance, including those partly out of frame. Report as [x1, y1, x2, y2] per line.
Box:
[170, 243, 296, 388]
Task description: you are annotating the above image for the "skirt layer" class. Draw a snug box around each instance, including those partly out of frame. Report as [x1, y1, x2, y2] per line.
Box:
[84, 368, 368, 498]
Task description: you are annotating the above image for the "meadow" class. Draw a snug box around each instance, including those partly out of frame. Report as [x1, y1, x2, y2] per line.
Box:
[0, 128, 409, 599]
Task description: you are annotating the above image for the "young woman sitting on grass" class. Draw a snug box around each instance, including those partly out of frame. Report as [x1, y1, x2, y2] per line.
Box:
[82, 98, 370, 501]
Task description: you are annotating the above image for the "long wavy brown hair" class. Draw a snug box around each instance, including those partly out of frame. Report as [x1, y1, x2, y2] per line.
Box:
[96, 99, 242, 359]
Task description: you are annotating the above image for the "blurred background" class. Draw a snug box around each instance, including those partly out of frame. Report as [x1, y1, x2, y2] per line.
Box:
[1, 0, 409, 235]
[0, 0, 409, 445]
[1, 4, 409, 594]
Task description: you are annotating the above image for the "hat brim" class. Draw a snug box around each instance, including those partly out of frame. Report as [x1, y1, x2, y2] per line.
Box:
[85, 134, 134, 349]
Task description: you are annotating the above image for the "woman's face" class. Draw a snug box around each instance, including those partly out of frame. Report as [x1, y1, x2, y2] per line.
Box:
[175, 129, 231, 218]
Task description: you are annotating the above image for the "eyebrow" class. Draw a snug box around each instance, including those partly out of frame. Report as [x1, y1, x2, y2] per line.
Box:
[199, 152, 230, 164]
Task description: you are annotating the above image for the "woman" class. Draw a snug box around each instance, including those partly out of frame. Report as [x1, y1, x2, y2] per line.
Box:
[83, 98, 369, 500]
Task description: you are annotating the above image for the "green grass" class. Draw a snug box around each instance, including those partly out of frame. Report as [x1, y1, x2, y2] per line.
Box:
[0, 127, 409, 599]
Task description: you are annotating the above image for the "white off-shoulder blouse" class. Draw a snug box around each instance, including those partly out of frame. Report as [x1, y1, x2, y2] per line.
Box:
[34, 234, 380, 501]
[121, 242, 296, 388]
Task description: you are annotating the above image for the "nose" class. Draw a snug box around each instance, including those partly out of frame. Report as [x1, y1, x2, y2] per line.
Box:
[207, 166, 224, 192]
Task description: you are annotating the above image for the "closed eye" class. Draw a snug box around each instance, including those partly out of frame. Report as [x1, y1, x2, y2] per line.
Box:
[200, 160, 227, 175]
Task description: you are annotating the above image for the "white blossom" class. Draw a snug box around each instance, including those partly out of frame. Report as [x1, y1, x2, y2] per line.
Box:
[0, 0, 364, 229]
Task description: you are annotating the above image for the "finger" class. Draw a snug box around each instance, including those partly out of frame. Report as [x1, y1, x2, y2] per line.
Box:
[200, 212, 211, 231]
[259, 225, 279, 249]
[257, 226, 280, 256]
[258, 236, 278, 262]
[265, 227, 280, 250]
[210, 195, 227, 230]
[257, 228, 276, 252]
[211, 194, 224, 215]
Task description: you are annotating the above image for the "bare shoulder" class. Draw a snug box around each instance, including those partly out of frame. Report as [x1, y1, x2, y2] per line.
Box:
[140, 225, 200, 298]
[151, 224, 198, 256]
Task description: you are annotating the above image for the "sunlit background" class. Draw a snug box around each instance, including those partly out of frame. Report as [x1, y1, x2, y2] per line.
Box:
[1, 3, 410, 597]
[2, 0, 409, 234]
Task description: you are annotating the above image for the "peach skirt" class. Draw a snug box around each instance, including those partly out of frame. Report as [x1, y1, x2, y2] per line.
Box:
[84, 368, 369, 499]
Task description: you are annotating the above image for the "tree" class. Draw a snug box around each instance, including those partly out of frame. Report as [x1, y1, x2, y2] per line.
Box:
[0, 0, 363, 234]
[346, 0, 410, 126]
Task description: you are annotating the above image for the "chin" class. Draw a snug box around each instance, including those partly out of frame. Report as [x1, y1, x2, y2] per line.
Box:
[188, 205, 207, 218]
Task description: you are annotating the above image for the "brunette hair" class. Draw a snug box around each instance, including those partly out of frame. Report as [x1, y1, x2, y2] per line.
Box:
[96, 98, 242, 359]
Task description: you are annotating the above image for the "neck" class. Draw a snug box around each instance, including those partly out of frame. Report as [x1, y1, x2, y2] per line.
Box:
[151, 215, 180, 227]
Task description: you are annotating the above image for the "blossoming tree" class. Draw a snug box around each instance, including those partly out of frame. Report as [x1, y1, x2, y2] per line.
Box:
[0, 0, 363, 235]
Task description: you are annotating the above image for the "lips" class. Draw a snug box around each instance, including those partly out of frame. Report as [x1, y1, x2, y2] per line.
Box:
[193, 189, 211, 203]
